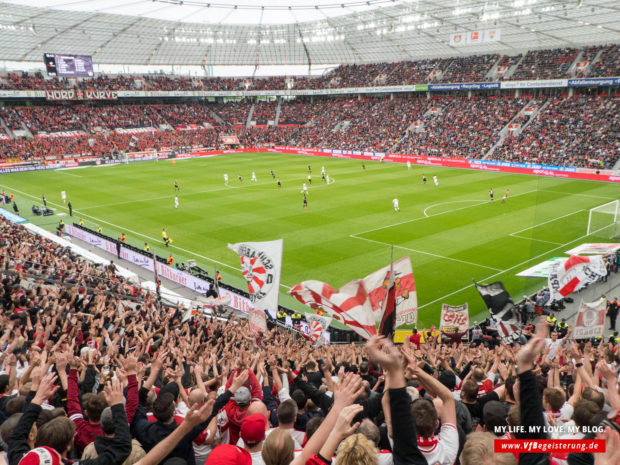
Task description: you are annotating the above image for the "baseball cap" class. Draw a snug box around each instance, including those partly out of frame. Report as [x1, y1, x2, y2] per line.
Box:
[483, 400, 507, 434]
[205, 444, 251, 465]
[438, 370, 456, 391]
[234, 387, 251, 406]
[240, 414, 267, 444]
[159, 382, 180, 400]
[19, 447, 62, 465]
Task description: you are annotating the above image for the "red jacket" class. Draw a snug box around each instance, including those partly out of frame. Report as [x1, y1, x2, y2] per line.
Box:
[67, 369, 139, 452]
[222, 368, 262, 445]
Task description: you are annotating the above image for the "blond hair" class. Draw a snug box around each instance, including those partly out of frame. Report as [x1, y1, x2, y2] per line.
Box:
[262, 429, 294, 465]
[460, 432, 516, 465]
[335, 434, 378, 465]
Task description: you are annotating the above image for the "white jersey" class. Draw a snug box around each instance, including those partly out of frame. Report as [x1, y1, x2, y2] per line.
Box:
[302, 183, 308, 192]
[174, 197, 179, 208]
[252, 172, 257, 181]
[224, 174, 228, 182]
[321, 167, 325, 175]
[407, 161, 411, 169]
[393, 198, 399, 210]
[61, 191, 66, 201]
[417, 423, 458, 465]
[433, 176, 438, 186]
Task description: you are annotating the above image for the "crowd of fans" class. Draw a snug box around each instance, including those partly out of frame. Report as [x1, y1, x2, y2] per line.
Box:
[1, 44, 618, 95]
[588, 44, 620, 78]
[508, 48, 580, 81]
[251, 102, 277, 124]
[438, 54, 500, 83]
[1, 215, 620, 465]
[490, 95, 620, 169]
[398, 96, 527, 158]
[1, 93, 618, 169]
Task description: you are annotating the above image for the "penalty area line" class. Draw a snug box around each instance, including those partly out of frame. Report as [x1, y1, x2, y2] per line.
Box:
[416, 230, 596, 311]
[349, 235, 503, 272]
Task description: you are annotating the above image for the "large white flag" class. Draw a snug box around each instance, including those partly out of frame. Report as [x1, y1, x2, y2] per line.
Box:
[548, 255, 607, 302]
[228, 239, 283, 312]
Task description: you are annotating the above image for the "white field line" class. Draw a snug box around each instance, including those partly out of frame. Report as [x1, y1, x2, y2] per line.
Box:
[507, 209, 585, 245]
[0, 183, 293, 291]
[509, 209, 585, 236]
[416, 230, 595, 310]
[509, 235, 563, 245]
[349, 235, 503, 272]
[353, 189, 539, 236]
[424, 200, 487, 217]
[56, 170, 83, 177]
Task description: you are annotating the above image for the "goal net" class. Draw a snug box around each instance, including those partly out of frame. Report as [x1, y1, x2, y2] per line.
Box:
[587, 200, 620, 238]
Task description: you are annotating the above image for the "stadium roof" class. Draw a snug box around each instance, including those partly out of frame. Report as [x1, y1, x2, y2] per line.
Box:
[0, 0, 618, 68]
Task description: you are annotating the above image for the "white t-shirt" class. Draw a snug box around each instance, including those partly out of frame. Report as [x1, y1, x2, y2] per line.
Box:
[393, 199, 399, 207]
[417, 423, 458, 465]
[250, 450, 265, 465]
[545, 338, 563, 359]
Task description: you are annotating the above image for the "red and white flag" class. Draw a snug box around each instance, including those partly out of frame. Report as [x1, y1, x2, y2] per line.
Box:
[289, 280, 376, 340]
[305, 314, 332, 344]
[364, 256, 418, 328]
[228, 239, 283, 312]
[573, 299, 606, 340]
[249, 307, 267, 334]
[289, 257, 417, 340]
[548, 255, 607, 302]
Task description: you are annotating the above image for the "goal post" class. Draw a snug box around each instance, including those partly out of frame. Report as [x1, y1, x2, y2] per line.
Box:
[587, 200, 620, 238]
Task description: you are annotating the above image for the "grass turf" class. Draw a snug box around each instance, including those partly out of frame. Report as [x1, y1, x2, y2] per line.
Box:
[1, 152, 618, 328]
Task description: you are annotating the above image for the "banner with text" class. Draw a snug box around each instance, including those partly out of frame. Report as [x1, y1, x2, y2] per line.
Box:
[573, 299, 606, 340]
[228, 239, 283, 313]
[440, 303, 469, 334]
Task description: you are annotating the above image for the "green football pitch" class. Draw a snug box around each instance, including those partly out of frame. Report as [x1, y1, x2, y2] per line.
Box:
[1, 153, 618, 327]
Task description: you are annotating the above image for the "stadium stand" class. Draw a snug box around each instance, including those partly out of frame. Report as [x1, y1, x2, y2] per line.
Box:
[0, 92, 618, 169]
[1, 213, 619, 465]
[489, 95, 620, 169]
[2, 44, 618, 94]
[507, 47, 580, 81]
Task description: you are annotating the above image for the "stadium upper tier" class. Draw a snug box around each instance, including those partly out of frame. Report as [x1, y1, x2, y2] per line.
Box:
[1, 44, 619, 92]
[1, 94, 618, 170]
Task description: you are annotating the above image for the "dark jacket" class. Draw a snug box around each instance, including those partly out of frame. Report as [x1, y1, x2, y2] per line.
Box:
[132, 387, 232, 465]
[389, 387, 427, 465]
[8, 403, 132, 465]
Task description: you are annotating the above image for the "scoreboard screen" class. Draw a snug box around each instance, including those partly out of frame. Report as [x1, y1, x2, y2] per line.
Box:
[44, 53, 94, 77]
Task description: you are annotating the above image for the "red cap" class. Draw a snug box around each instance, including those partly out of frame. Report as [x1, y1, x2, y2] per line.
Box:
[19, 447, 62, 465]
[205, 444, 252, 465]
[240, 413, 267, 444]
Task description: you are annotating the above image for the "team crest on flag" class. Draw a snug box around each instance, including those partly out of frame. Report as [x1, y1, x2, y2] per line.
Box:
[573, 299, 606, 340]
[305, 313, 332, 344]
[228, 239, 283, 312]
[548, 255, 607, 302]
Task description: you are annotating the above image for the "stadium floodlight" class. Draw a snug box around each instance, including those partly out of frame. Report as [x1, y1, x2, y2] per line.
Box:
[586, 200, 620, 238]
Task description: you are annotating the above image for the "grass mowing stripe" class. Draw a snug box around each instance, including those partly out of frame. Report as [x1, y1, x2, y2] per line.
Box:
[2, 154, 617, 327]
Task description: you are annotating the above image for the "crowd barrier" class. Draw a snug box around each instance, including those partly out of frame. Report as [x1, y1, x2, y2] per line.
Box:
[64, 224, 330, 342]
